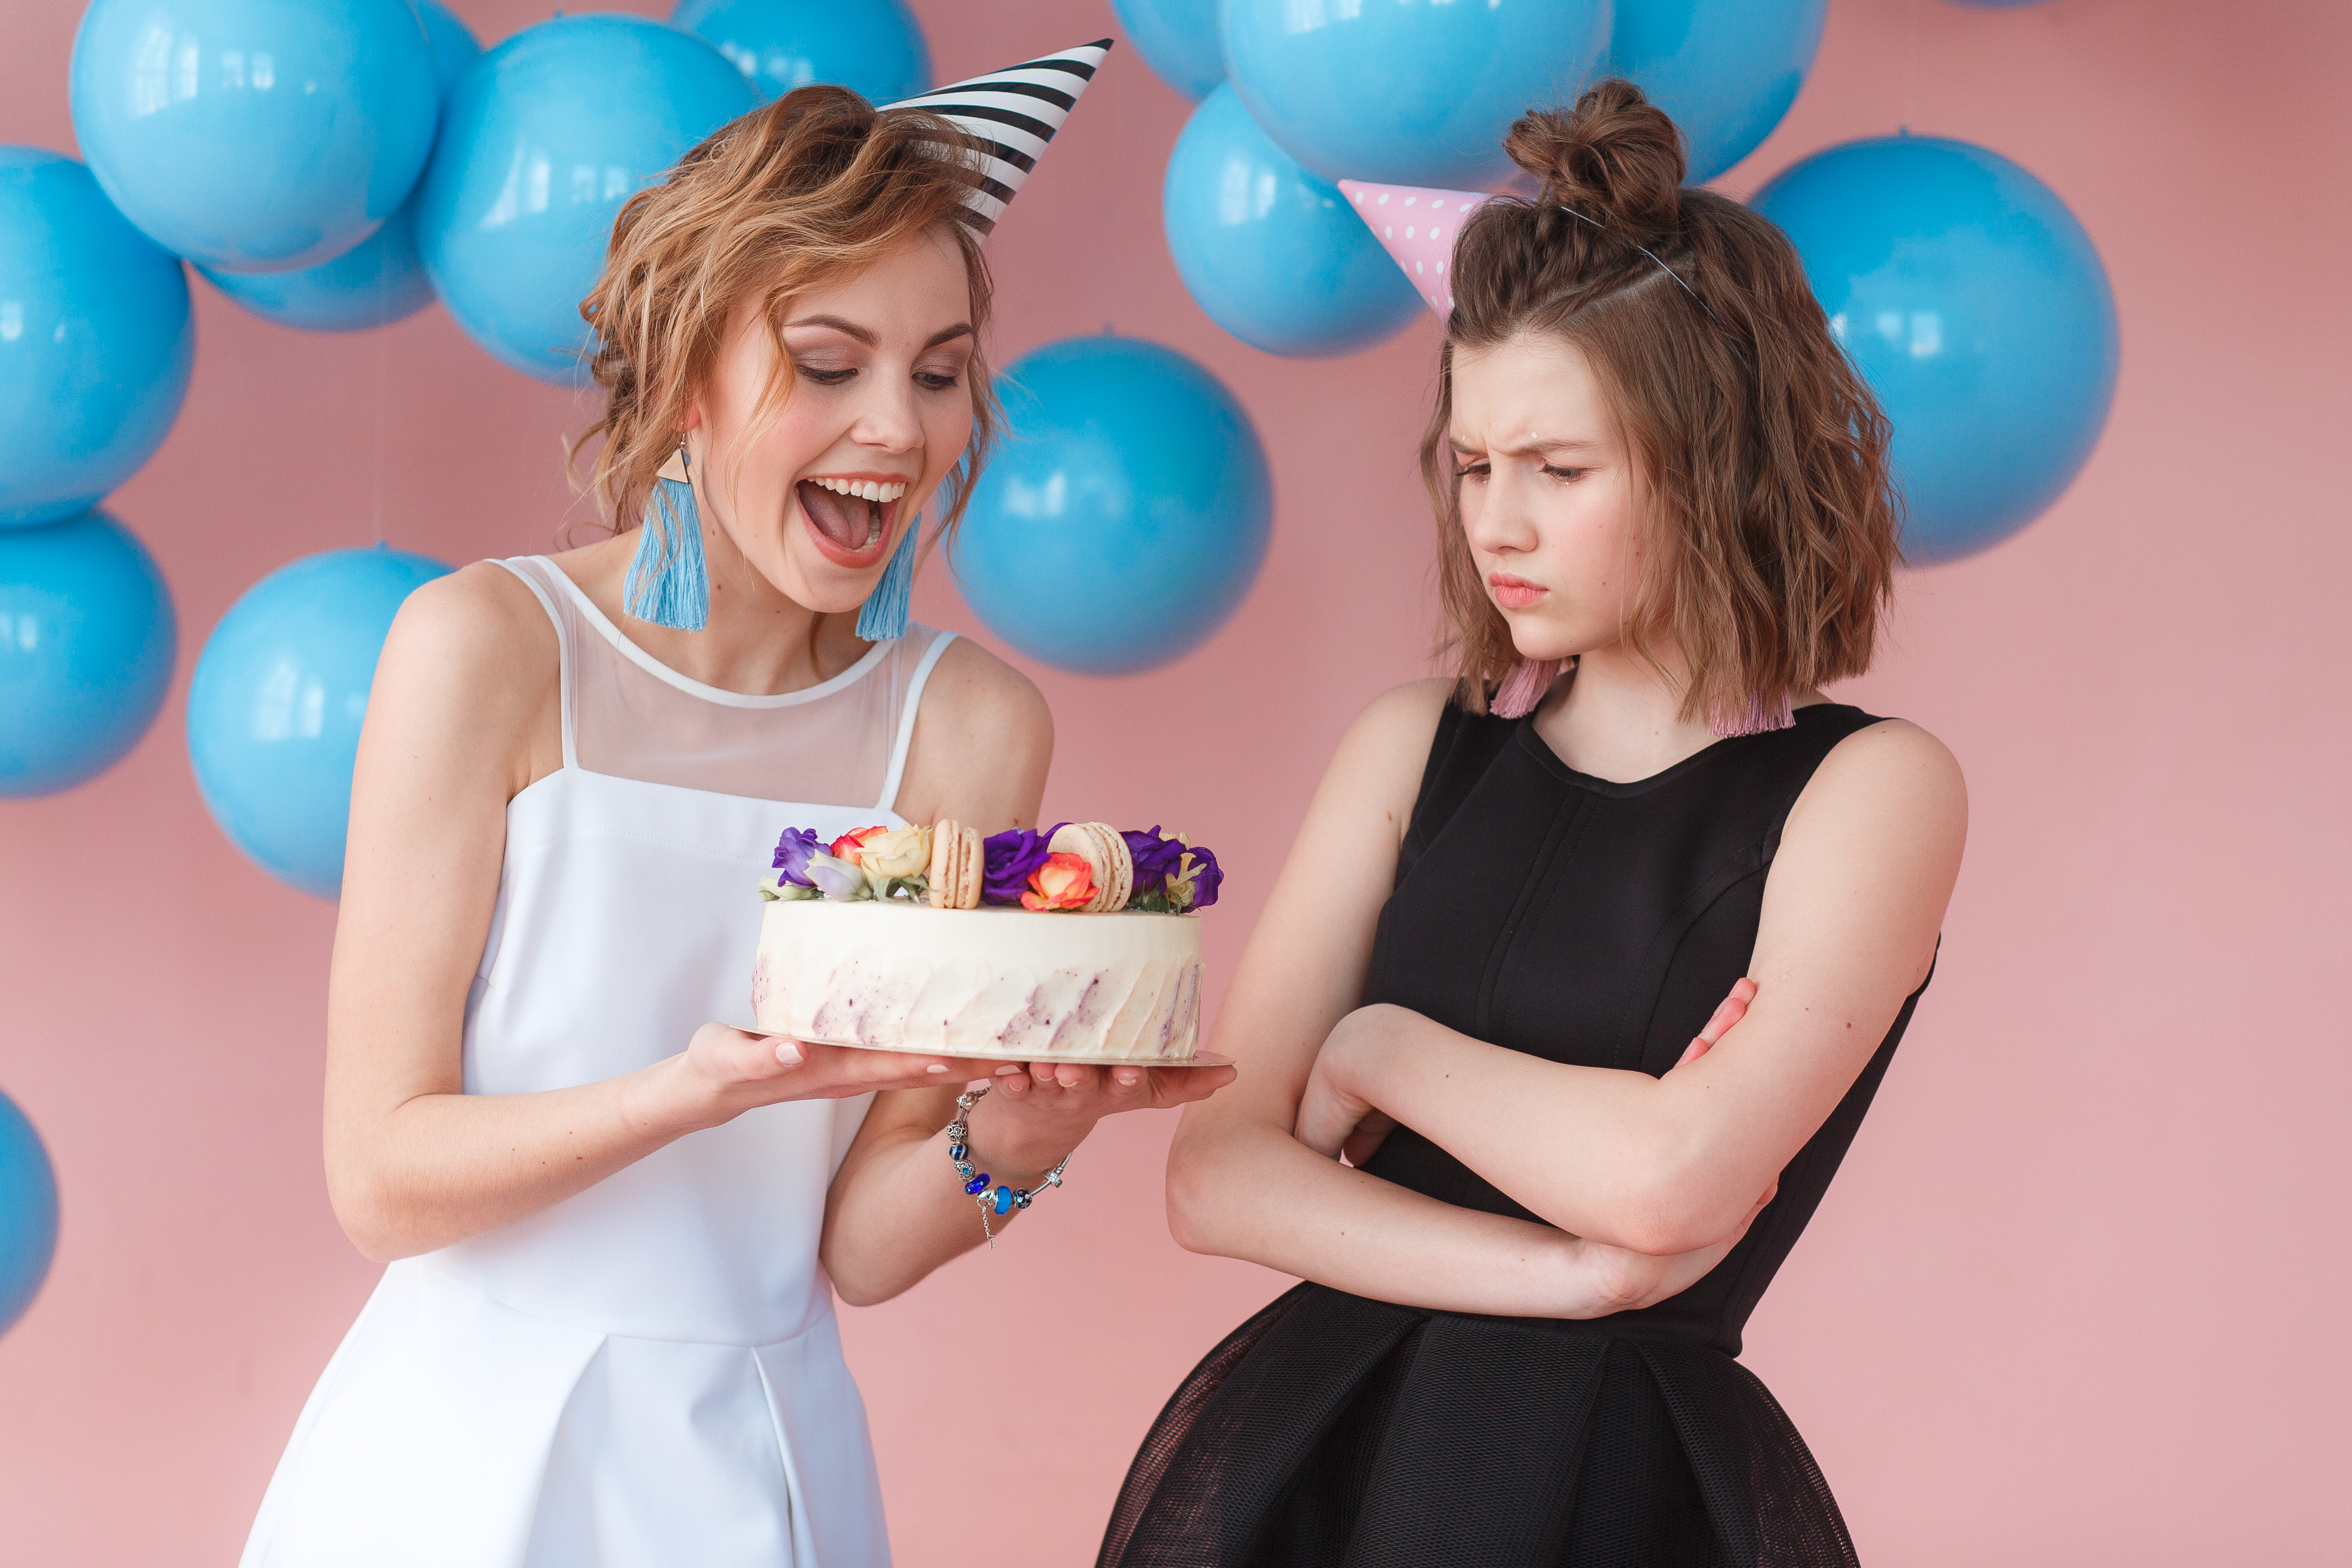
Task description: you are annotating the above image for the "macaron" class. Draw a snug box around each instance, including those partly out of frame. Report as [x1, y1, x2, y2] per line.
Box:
[1047, 821, 1133, 913]
[926, 820, 983, 910]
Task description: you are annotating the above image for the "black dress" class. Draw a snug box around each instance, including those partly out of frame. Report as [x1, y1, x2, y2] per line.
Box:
[1100, 702, 1930, 1568]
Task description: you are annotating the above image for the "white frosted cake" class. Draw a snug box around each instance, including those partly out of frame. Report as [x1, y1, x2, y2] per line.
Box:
[751, 900, 1203, 1060]
[747, 817, 1220, 1063]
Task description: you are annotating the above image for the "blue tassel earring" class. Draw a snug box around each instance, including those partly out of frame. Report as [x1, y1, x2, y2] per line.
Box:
[623, 445, 710, 631]
[855, 512, 919, 641]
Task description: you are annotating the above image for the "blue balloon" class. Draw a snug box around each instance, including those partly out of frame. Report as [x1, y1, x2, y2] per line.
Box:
[956, 336, 1270, 675]
[195, 0, 482, 333]
[674, 0, 931, 104]
[69, 0, 439, 273]
[198, 196, 435, 332]
[419, 14, 759, 384]
[187, 545, 451, 898]
[412, 0, 485, 90]
[0, 512, 178, 798]
[0, 150, 194, 528]
[1163, 85, 1419, 358]
[0, 1090, 59, 1339]
[1606, 0, 1827, 184]
[1114, 0, 1223, 101]
[1220, 0, 1609, 188]
[1752, 136, 2118, 564]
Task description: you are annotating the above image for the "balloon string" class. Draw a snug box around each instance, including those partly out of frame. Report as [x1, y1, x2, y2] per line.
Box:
[1107, 48, 1125, 336]
[372, 305, 388, 548]
[1903, 0, 1918, 133]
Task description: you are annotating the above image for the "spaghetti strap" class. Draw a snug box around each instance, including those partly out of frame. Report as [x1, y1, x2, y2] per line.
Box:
[876, 629, 956, 813]
[491, 557, 576, 771]
[243, 557, 910, 1568]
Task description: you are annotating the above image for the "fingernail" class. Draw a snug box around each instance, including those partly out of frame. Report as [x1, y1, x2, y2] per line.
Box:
[995, 1064, 1022, 1076]
[1116, 1069, 1140, 1085]
[926, 1063, 949, 1074]
[774, 1041, 803, 1065]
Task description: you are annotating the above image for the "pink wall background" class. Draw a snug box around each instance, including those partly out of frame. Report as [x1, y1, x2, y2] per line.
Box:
[4, 0, 2347, 1562]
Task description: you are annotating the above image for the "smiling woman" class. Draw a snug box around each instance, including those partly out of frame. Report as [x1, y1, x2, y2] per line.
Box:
[233, 69, 1232, 1568]
[575, 87, 1000, 622]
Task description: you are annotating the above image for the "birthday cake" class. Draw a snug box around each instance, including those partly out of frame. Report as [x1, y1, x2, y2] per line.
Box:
[748, 820, 1219, 1062]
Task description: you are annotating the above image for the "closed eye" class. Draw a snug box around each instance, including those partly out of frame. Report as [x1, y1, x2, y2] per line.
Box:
[1543, 465, 1588, 482]
[795, 363, 856, 386]
[1456, 462, 1490, 483]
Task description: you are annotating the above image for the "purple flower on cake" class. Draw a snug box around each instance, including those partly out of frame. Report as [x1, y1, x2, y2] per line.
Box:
[805, 851, 873, 901]
[1125, 826, 1222, 911]
[1125, 827, 1187, 898]
[1168, 844, 1223, 911]
[772, 827, 822, 888]
[982, 826, 1059, 906]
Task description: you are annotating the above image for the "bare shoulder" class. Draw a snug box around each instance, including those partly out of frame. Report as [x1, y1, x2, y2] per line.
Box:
[1775, 717, 1967, 953]
[1349, 677, 1456, 746]
[1330, 677, 1454, 785]
[383, 561, 555, 685]
[897, 635, 1052, 830]
[1312, 678, 1456, 845]
[911, 635, 1051, 764]
[1798, 717, 1967, 837]
[364, 562, 558, 794]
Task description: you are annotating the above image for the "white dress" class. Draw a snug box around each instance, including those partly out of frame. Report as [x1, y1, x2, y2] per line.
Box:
[241, 557, 959, 1568]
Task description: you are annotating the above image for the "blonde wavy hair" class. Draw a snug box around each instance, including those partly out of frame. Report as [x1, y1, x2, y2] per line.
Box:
[572, 85, 1002, 557]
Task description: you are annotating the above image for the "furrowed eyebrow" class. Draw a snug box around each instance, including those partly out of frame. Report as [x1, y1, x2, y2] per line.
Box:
[1455, 436, 1604, 459]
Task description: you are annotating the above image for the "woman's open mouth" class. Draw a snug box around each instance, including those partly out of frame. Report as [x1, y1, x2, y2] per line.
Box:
[797, 476, 909, 568]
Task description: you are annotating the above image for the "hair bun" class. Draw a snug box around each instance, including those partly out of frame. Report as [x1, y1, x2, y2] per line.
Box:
[1503, 78, 1686, 235]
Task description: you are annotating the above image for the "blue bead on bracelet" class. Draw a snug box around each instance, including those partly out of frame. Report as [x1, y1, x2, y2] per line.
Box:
[947, 1084, 1073, 1246]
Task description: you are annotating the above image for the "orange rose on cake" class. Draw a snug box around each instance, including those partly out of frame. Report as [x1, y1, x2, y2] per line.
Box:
[829, 825, 887, 864]
[1021, 852, 1096, 911]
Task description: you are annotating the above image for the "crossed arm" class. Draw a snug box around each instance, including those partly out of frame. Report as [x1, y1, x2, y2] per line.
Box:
[1165, 680, 1965, 1316]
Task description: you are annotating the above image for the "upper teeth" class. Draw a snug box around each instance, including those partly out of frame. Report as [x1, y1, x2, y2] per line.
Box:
[811, 477, 906, 502]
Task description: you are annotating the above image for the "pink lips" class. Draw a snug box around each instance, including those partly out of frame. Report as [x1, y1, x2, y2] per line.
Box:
[1489, 572, 1547, 610]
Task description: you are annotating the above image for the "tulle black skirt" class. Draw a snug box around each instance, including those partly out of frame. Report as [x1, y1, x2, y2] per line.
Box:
[1099, 1284, 1858, 1568]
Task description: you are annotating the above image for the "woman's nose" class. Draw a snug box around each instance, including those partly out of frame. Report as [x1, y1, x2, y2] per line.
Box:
[1466, 469, 1539, 555]
[847, 376, 923, 454]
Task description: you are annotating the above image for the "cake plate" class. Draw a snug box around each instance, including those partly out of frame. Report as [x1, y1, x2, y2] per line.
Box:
[744, 1027, 1230, 1070]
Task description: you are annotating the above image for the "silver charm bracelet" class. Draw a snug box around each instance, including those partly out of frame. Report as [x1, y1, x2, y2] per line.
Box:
[946, 1083, 1074, 1247]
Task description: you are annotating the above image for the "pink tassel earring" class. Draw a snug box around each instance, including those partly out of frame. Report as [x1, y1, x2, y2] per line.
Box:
[1708, 689, 1796, 738]
[1492, 657, 1568, 719]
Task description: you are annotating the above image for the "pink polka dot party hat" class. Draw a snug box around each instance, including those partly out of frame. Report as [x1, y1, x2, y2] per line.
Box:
[1337, 180, 1496, 317]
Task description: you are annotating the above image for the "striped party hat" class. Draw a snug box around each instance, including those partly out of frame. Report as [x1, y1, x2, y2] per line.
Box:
[882, 40, 1112, 236]
[1338, 179, 1495, 317]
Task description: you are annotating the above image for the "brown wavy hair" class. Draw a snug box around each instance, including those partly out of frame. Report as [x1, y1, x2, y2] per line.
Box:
[1425, 79, 1900, 727]
[572, 85, 1001, 560]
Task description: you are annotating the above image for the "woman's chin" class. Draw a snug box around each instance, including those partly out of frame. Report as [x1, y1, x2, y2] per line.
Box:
[726, 545, 868, 620]
[1510, 638, 1579, 665]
